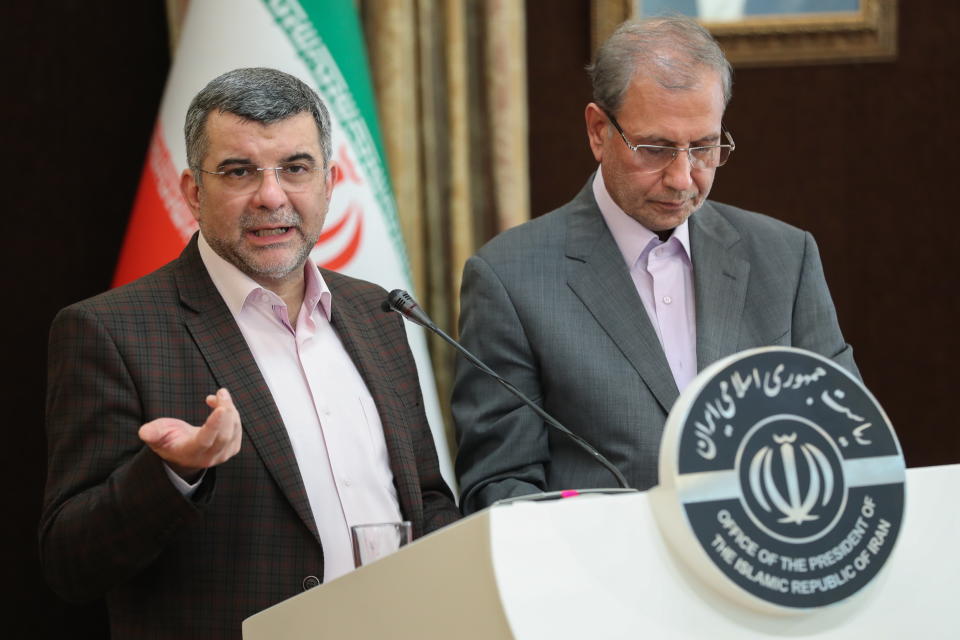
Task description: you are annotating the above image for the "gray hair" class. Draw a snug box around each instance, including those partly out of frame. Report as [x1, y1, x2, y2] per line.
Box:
[587, 15, 733, 115]
[184, 67, 332, 172]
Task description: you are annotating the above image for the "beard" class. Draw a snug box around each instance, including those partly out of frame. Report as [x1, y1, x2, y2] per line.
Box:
[202, 206, 322, 282]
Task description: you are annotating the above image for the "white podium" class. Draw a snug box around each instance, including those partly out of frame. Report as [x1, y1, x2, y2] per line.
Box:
[243, 464, 958, 639]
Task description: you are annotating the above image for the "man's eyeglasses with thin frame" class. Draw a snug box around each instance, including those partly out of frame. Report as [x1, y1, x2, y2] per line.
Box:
[196, 162, 323, 194]
[603, 109, 735, 174]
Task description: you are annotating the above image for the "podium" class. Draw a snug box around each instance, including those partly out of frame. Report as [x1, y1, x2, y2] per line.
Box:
[243, 464, 957, 638]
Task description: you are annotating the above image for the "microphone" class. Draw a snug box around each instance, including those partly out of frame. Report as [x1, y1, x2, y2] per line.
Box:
[382, 289, 631, 490]
[380, 289, 433, 329]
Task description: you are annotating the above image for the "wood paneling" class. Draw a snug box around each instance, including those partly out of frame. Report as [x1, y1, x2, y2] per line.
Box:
[525, 0, 960, 468]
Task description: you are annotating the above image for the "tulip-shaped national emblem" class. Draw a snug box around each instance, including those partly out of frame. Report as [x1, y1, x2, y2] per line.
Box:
[748, 433, 835, 526]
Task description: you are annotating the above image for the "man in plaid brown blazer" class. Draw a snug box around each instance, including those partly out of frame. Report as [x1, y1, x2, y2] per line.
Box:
[40, 68, 460, 638]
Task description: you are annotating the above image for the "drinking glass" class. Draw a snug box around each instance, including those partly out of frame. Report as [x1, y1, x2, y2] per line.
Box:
[351, 521, 412, 568]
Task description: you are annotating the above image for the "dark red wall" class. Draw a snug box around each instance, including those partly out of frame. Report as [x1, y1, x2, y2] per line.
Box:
[4, 2, 170, 636]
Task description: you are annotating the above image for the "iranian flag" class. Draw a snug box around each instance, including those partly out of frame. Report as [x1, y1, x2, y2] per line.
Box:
[114, 0, 454, 487]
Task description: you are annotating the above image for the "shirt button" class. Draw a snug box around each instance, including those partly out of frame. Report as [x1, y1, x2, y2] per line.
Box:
[343, 478, 352, 487]
[663, 295, 673, 304]
[302, 575, 321, 590]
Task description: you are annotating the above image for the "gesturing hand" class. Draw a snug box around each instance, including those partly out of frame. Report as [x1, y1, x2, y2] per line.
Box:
[138, 388, 242, 482]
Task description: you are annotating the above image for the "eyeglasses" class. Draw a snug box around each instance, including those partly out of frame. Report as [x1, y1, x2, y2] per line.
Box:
[604, 109, 735, 174]
[197, 162, 323, 194]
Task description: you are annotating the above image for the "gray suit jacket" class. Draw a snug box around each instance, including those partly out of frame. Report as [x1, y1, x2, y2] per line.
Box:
[452, 180, 857, 514]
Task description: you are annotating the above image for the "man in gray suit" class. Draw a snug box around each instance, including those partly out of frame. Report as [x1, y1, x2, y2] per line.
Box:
[452, 16, 857, 514]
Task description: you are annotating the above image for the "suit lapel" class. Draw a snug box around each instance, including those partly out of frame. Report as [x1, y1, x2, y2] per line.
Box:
[324, 278, 421, 526]
[690, 203, 750, 369]
[173, 237, 320, 542]
[564, 184, 680, 414]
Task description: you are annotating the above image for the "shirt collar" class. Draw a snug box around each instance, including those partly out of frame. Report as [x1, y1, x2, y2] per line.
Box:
[197, 232, 333, 321]
[592, 166, 692, 268]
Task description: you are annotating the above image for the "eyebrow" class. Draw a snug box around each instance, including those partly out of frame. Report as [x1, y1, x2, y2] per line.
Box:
[214, 152, 318, 170]
[691, 134, 722, 146]
[635, 133, 722, 147]
[216, 157, 253, 169]
[283, 152, 317, 164]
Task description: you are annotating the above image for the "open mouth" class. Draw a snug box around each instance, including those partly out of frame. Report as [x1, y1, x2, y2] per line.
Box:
[251, 227, 291, 237]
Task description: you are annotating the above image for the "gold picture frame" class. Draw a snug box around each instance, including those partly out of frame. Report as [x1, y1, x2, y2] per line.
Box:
[591, 0, 897, 67]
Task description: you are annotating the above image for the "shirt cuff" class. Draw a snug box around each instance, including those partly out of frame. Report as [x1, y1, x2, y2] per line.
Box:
[163, 463, 206, 498]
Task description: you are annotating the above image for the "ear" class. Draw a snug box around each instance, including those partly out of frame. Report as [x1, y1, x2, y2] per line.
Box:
[584, 103, 609, 163]
[180, 169, 202, 221]
[324, 162, 341, 201]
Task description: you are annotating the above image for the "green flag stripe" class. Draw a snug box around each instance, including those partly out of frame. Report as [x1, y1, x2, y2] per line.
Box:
[263, 0, 411, 281]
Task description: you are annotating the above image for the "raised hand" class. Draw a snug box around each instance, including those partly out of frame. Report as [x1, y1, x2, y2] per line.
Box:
[138, 388, 242, 482]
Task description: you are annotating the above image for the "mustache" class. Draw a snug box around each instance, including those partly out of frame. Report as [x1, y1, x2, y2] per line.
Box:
[661, 188, 700, 201]
[238, 209, 302, 230]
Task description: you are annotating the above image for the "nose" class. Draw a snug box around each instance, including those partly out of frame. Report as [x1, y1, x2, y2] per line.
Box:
[661, 150, 694, 192]
[250, 168, 289, 210]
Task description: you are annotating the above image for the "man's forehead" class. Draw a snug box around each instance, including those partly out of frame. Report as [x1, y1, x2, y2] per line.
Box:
[202, 110, 322, 156]
[620, 69, 724, 119]
[627, 66, 724, 99]
[205, 110, 318, 134]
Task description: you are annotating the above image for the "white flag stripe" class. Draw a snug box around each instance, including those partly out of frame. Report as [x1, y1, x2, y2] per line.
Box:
[151, 0, 454, 488]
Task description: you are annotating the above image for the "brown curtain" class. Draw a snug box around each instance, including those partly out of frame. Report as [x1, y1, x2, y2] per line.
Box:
[361, 0, 530, 451]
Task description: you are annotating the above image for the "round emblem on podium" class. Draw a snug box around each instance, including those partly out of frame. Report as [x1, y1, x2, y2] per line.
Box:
[654, 347, 905, 613]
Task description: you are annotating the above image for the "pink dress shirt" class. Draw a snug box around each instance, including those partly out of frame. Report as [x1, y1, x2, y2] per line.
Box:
[196, 233, 402, 582]
[593, 168, 698, 391]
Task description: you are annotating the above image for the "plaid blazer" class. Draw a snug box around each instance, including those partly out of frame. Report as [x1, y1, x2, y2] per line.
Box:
[40, 235, 460, 638]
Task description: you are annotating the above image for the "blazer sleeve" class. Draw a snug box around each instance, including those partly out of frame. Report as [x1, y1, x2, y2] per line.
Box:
[452, 254, 550, 514]
[792, 231, 860, 379]
[39, 304, 212, 603]
[406, 381, 462, 534]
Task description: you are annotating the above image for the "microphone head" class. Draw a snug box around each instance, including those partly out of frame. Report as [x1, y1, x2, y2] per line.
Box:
[383, 289, 403, 311]
[382, 289, 433, 329]
[386, 289, 415, 313]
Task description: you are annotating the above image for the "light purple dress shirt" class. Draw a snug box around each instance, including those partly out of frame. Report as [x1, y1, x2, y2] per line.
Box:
[593, 168, 698, 391]
[193, 233, 403, 582]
